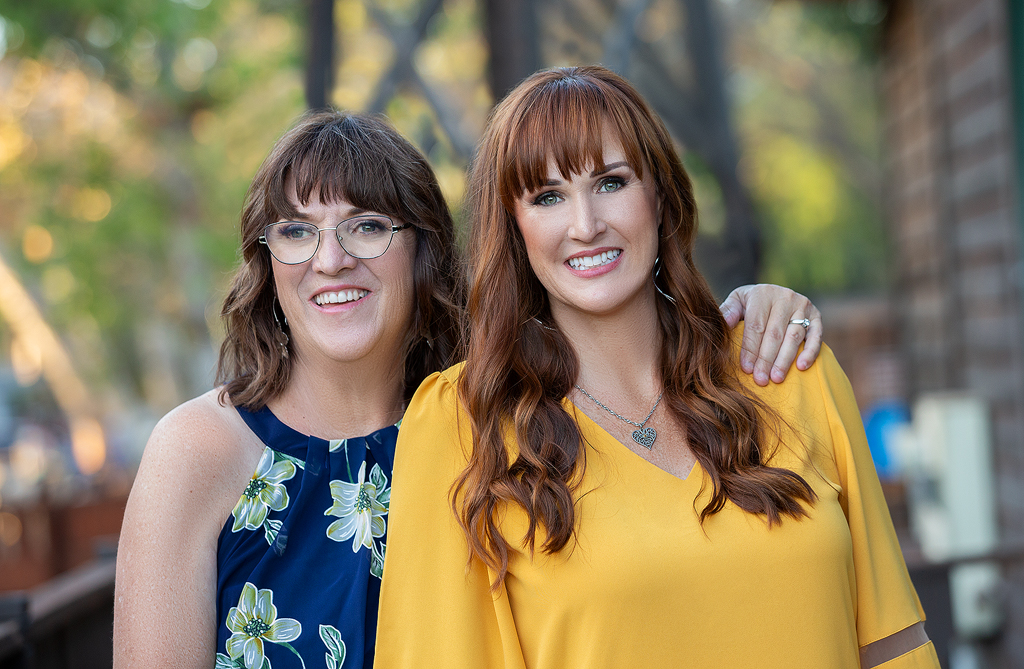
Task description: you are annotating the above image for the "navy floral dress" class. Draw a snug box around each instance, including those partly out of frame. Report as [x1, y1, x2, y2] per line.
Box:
[215, 406, 396, 669]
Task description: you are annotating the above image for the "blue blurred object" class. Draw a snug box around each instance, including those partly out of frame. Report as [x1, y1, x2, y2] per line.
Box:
[863, 401, 910, 479]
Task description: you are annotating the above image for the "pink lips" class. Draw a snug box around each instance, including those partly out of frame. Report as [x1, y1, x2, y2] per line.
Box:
[565, 247, 622, 277]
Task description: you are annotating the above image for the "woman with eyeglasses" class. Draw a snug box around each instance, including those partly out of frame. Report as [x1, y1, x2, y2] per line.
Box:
[375, 68, 939, 668]
[112, 110, 822, 669]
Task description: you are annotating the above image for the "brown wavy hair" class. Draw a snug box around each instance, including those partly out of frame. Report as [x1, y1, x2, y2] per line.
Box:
[456, 66, 815, 583]
[217, 110, 465, 408]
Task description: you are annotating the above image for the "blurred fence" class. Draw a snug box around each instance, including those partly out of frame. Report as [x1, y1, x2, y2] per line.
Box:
[0, 546, 1021, 667]
[0, 557, 113, 669]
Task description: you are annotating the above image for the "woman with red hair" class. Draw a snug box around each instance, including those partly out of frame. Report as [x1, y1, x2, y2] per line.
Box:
[113, 108, 816, 669]
[376, 67, 939, 668]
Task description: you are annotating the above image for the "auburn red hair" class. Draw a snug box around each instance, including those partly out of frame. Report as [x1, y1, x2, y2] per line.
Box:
[456, 66, 815, 585]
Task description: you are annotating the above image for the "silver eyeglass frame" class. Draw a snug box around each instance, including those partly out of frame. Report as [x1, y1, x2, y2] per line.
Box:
[258, 215, 412, 264]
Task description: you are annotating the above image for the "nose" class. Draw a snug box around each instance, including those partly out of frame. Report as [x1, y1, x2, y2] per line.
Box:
[567, 193, 606, 243]
[311, 228, 358, 275]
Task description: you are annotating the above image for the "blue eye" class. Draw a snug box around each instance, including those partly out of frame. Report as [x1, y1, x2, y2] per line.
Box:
[345, 216, 389, 237]
[275, 223, 317, 240]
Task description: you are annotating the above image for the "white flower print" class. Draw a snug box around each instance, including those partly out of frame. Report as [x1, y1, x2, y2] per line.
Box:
[225, 582, 303, 669]
[231, 447, 297, 533]
[324, 461, 390, 552]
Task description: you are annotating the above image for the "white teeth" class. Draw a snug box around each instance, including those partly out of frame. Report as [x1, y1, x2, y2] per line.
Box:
[568, 249, 621, 270]
[314, 289, 368, 306]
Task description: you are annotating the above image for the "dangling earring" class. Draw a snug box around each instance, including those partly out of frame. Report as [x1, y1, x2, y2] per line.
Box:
[532, 317, 557, 332]
[653, 257, 676, 304]
[272, 297, 290, 359]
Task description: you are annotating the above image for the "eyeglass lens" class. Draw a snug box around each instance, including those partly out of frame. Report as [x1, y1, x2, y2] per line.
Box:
[263, 216, 396, 263]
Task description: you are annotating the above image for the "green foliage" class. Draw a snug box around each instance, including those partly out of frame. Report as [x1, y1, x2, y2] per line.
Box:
[0, 0, 305, 413]
[729, 0, 888, 294]
[749, 134, 889, 292]
[0, 0, 890, 431]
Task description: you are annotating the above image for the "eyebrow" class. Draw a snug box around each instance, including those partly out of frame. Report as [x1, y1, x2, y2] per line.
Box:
[290, 206, 370, 221]
[592, 161, 629, 177]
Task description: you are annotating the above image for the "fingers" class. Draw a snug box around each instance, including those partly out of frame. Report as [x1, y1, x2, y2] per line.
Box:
[735, 285, 821, 386]
[796, 303, 823, 371]
[754, 299, 800, 386]
[768, 316, 809, 384]
[737, 284, 781, 380]
[719, 285, 752, 329]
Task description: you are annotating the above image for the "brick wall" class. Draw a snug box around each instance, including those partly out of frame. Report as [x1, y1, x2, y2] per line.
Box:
[882, 0, 1024, 663]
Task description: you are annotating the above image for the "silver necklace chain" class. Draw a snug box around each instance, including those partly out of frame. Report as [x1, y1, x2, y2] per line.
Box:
[574, 385, 664, 428]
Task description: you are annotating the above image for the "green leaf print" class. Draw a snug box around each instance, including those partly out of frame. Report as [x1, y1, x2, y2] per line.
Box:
[264, 518, 283, 545]
[276, 451, 306, 471]
[320, 625, 346, 668]
[216, 653, 244, 669]
[215, 653, 264, 669]
[370, 541, 386, 579]
[369, 465, 387, 495]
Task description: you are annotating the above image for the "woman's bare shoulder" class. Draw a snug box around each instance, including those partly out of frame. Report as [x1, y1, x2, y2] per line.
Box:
[130, 389, 262, 517]
[150, 389, 253, 452]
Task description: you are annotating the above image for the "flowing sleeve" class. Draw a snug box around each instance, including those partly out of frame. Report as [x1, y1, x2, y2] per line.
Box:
[374, 366, 526, 669]
[815, 348, 940, 667]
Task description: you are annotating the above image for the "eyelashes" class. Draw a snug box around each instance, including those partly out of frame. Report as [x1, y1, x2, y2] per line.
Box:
[532, 191, 562, 207]
[527, 175, 631, 207]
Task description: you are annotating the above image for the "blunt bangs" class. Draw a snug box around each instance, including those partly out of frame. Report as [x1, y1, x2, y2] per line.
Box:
[262, 117, 419, 230]
[498, 74, 649, 208]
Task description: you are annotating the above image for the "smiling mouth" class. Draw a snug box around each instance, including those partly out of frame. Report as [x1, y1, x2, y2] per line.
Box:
[314, 289, 368, 306]
[568, 249, 621, 270]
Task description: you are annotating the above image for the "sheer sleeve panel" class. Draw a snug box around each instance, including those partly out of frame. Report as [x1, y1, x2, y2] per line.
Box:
[859, 622, 935, 667]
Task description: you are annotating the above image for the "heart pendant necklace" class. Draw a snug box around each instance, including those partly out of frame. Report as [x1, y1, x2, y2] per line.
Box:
[574, 384, 664, 450]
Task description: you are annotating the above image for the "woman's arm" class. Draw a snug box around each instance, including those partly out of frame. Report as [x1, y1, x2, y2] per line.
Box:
[814, 350, 940, 668]
[719, 284, 823, 386]
[113, 393, 259, 668]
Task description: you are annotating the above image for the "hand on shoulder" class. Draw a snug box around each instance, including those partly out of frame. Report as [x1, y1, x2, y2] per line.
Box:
[720, 284, 823, 386]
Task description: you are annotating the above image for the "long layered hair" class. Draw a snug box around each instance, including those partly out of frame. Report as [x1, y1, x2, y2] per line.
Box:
[217, 111, 465, 408]
[456, 66, 815, 583]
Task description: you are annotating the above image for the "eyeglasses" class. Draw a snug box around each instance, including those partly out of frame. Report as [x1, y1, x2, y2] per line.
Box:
[259, 215, 412, 264]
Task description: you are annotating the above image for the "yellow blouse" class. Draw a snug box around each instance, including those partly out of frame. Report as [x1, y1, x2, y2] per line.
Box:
[375, 344, 940, 668]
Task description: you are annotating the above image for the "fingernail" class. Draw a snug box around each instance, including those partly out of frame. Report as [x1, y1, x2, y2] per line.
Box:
[771, 368, 785, 383]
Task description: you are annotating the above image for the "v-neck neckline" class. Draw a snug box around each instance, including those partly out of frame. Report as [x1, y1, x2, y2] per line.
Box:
[564, 397, 700, 486]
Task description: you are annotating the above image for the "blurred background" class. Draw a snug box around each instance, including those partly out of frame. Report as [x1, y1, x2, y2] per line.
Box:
[0, 0, 1019, 666]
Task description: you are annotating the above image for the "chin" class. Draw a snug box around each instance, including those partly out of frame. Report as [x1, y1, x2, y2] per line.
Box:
[563, 289, 645, 315]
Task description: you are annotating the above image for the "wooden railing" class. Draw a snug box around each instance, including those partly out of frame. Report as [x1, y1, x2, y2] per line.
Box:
[0, 558, 114, 669]
[0, 544, 1020, 669]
